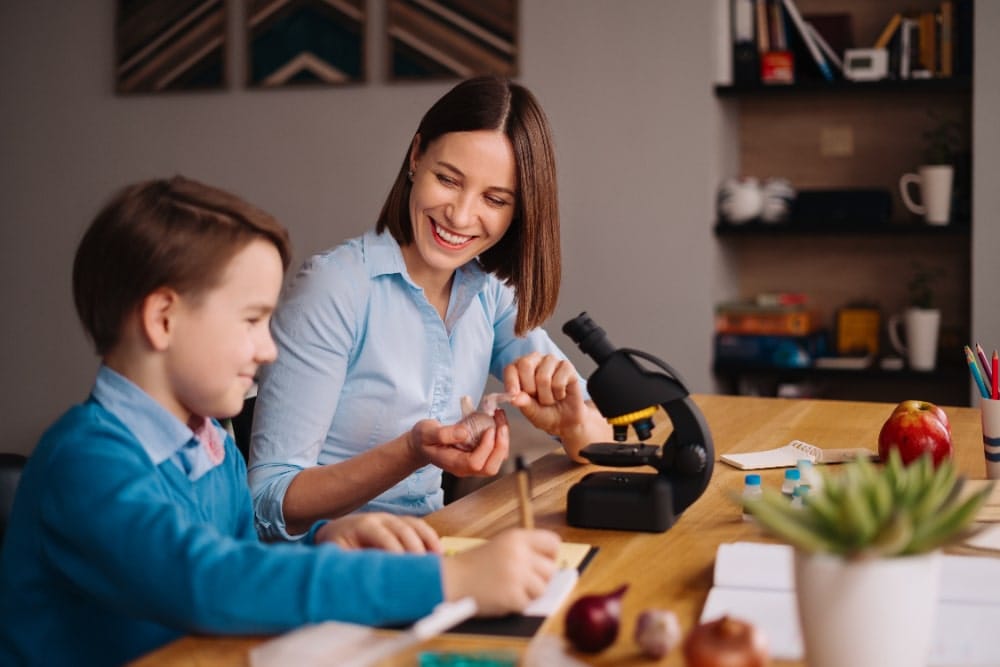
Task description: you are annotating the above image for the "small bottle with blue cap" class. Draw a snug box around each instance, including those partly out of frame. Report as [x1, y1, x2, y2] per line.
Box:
[791, 484, 810, 509]
[781, 468, 801, 497]
[741, 473, 763, 521]
[797, 458, 823, 491]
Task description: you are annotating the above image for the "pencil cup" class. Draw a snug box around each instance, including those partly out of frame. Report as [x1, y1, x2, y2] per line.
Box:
[982, 398, 1000, 480]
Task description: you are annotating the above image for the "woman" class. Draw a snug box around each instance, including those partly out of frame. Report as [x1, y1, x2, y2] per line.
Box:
[249, 76, 611, 540]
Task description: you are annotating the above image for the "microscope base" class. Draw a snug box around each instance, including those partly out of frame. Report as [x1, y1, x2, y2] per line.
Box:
[566, 471, 675, 532]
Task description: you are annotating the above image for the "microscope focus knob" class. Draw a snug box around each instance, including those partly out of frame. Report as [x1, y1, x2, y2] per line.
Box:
[674, 443, 708, 475]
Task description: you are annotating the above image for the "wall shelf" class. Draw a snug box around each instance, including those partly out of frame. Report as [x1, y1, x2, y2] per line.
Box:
[713, 356, 970, 406]
[714, 221, 971, 237]
[714, 77, 972, 97]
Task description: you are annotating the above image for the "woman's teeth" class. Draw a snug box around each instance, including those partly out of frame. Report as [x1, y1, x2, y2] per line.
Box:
[435, 223, 472, 245]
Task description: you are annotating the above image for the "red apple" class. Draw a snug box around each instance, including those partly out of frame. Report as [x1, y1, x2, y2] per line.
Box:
[889, 400, 951, 435]
[878, 400, 952, 466]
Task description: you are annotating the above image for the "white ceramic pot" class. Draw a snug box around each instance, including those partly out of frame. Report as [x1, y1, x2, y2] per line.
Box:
[888, 307, 941, 371]
[795, 549, 942, 667]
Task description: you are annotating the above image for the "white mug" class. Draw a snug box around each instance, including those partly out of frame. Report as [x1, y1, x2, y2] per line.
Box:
[899, 165, 953, 225]
[887, 308, 940, 371]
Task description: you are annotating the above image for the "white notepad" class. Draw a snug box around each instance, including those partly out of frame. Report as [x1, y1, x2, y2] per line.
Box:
[720, 440, 875, 470]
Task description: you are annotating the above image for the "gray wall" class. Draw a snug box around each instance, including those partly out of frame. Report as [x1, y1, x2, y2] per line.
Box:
[0, 1, 724, 455]
[972, 2, 1000, 404]
[3, 1, 994, 456]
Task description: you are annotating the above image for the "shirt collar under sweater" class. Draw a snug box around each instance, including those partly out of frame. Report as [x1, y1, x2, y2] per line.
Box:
[91, 364, 227, 480]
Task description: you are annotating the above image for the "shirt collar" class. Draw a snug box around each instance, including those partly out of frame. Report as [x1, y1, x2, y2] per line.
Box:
[91, 365, 197, 465]
[362, 229, 488, 295]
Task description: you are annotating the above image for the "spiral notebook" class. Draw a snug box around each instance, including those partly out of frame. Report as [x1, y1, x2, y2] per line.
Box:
[720, 440, 876, 470]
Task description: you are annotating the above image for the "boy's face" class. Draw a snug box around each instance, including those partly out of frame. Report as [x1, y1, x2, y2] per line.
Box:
[163, 239, 282, 425]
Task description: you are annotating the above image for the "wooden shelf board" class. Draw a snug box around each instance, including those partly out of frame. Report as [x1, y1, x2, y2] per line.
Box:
[714, 77, 972, 97]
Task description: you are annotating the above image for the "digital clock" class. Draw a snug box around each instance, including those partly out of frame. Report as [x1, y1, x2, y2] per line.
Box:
[843, 48, 889, 81]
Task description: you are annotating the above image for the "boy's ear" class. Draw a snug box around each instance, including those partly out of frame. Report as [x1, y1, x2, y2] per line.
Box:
[139, 288, 179, 352]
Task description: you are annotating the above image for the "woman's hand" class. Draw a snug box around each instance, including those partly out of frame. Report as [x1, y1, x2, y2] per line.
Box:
[314, 512, 442, 553]
[406, 410, 510, 477]
[504, 353, 611, 461]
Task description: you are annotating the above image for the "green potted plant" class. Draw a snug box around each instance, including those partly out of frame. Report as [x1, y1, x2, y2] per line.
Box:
[906, 261, 943, 309]
[888, 262, 944, 370]
[900, 111, 965, 225]
[743, 451, 992, 667]
[921, 110, 963, 167]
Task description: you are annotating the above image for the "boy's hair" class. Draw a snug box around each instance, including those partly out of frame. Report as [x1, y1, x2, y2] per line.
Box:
[73, 176, 292, 355]
[375, 75, 561, 337]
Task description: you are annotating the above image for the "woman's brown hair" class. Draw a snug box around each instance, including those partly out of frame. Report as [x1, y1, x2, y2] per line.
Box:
[375, 76, 560, 336]
[73, 175, 292, 355]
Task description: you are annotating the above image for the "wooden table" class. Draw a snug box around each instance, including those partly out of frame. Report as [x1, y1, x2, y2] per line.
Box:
[131, 394, 992, 667]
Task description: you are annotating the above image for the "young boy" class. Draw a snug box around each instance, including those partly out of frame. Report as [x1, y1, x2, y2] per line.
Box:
[0, 176, 560, 665]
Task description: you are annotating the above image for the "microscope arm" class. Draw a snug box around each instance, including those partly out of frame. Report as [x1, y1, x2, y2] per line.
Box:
[657, 396, 715, 516]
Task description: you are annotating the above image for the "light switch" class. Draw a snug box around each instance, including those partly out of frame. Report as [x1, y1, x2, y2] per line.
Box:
[819, 126, 855, 157]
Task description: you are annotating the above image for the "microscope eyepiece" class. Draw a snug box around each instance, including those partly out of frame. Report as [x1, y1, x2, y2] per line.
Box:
[563, 312, 616, 364]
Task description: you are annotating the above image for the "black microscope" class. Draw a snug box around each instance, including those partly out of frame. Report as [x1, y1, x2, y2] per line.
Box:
[562, 312, 715, 532]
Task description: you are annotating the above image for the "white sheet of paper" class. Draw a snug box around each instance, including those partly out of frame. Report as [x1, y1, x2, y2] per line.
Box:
[701, 542, 1000, 665]
[966, 523, 1000, 552]
[524, 568, 579, 617]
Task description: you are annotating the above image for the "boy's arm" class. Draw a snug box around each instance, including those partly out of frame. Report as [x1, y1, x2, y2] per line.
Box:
[40, 425, 443, 632]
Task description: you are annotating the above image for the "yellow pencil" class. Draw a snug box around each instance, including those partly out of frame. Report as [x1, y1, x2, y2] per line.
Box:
[515, 455, 534, 530]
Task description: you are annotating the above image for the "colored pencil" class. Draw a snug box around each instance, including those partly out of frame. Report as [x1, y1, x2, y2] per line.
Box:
[515, 455, 534, 530]
[976, 342, 993, 387]
[993, 350, 998, 400]
[965, 345, 990, 399]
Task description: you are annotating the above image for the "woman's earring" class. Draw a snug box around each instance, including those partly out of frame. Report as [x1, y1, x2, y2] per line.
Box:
[407, 169, 414, 181]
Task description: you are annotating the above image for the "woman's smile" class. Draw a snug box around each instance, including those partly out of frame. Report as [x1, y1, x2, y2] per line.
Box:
[431, 220, 476, 249]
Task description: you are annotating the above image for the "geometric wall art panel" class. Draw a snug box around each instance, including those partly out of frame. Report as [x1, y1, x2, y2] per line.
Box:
[386, 0, 518, 80]
[246, 0, 366, 87]
[115, 0, 227, 93]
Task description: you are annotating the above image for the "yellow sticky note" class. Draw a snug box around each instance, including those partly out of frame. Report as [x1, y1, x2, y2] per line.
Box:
[440, 536, 594, 571]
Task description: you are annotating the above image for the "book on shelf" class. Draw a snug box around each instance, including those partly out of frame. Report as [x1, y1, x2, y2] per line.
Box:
[714, 331, 828, 368]
[874, 13, 902, 49]
[918, 11, 937, 74]
[731, 0, 759, 84]
[805, 22, 842, 73]
[954, 0, 972, 76]
[779, 0, 833, 81]
[939, 1, 953, 76]
[715, 302, 820, 337]
[899, 16, 917, 79]
[767, 0, 787, 51]
[753, 0, 796, 85]
[754, 0, 770, 53]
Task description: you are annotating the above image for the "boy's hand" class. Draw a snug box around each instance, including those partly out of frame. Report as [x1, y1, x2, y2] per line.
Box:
[407, 410, 510, 477]
[440, 528, 561, 616]
[315, 513, 442, 554]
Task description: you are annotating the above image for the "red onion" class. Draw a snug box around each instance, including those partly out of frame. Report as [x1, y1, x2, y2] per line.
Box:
[563, 584, 628, 653]
[683, 615, 769, 667]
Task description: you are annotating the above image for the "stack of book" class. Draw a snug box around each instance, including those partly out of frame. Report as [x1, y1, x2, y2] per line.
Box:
[714, 294, 827, 368]
[730, 0, 971, 86]
[873, 1, 972, 80]
[730, 0, 844, 85]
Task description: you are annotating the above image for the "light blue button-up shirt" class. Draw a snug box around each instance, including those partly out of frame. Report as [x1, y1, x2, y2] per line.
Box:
[93, 365, 226, 480]
[249, 230, 575, 539]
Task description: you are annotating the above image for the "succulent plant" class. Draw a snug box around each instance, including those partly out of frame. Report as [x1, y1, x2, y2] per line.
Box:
[742, 450, 993, 558]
